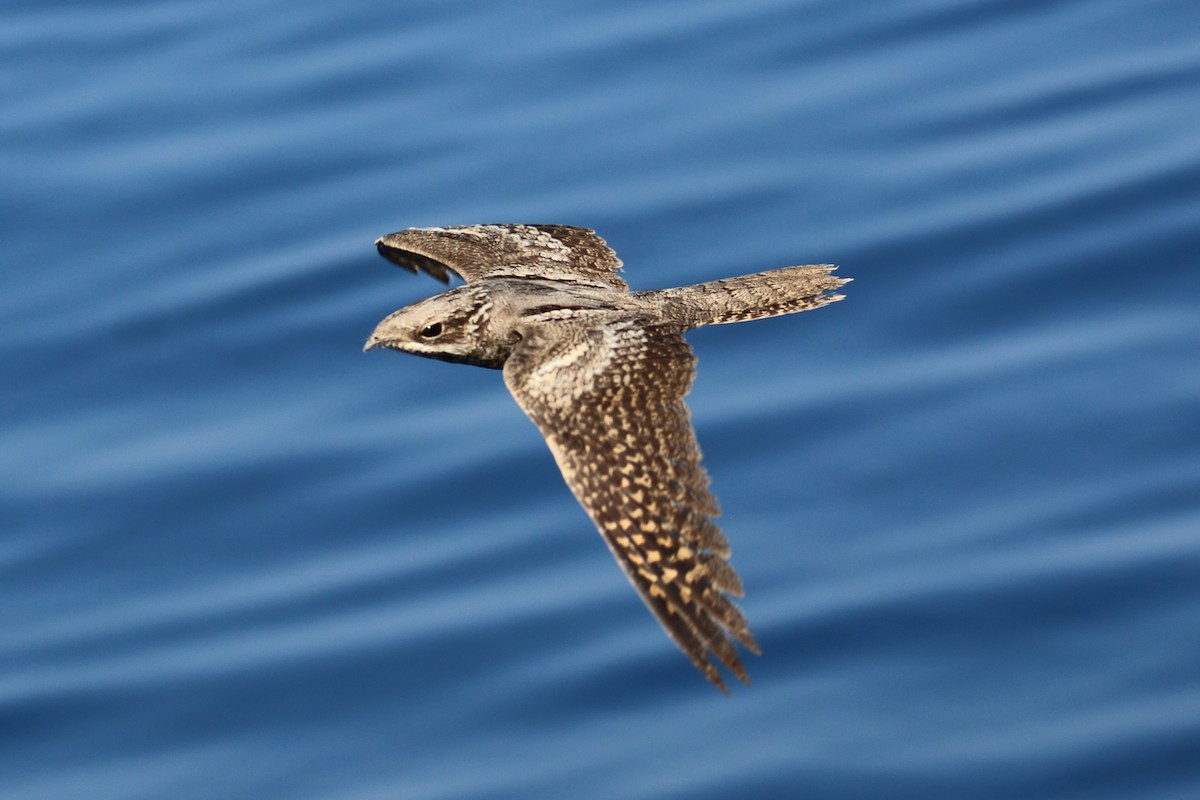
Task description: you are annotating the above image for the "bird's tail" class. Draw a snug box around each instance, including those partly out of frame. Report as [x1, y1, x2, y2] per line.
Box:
[642, 265, 850, 329]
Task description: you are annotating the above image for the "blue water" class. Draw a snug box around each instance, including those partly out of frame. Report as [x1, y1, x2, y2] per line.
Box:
[4, 0, 1199, 797]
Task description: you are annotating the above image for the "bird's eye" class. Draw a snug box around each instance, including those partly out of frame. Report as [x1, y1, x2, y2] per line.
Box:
[419, 322, 443, 339]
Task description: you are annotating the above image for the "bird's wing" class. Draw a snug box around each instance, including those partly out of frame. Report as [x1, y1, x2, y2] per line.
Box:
[376, 224, 628, 290]
[502, 314, 758, 691]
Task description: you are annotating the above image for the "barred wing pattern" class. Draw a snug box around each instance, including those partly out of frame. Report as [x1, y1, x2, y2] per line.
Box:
[376, 224, 628, 290]
[503, 314, 759, 691]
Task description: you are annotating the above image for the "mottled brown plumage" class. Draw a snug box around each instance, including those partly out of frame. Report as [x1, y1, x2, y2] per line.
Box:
[365, 224, 848, 692]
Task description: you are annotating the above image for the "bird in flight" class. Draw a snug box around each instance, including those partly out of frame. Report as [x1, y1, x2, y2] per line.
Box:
[364, 224, 848, 692]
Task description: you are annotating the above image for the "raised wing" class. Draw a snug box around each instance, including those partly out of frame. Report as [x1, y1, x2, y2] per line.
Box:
[376, 224, 628, 290]
[503, 314, 758, 691]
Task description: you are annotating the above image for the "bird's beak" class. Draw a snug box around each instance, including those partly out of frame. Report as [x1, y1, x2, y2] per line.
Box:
[364, 312, 405, 352]
[363, 318, 391, 352]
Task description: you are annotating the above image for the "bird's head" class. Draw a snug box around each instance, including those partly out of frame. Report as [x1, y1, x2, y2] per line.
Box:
[363, 286, 516, 369]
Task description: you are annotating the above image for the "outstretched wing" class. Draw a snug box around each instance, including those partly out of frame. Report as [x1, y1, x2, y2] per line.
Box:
[376, 224, 628, 290]
[503, 314, 759, 692]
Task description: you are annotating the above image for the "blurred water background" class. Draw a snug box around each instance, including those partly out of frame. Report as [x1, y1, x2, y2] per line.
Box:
[3, 0, 1200, 798]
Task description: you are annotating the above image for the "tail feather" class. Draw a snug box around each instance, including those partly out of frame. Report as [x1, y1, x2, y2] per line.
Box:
[642, 265, 849, 329]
